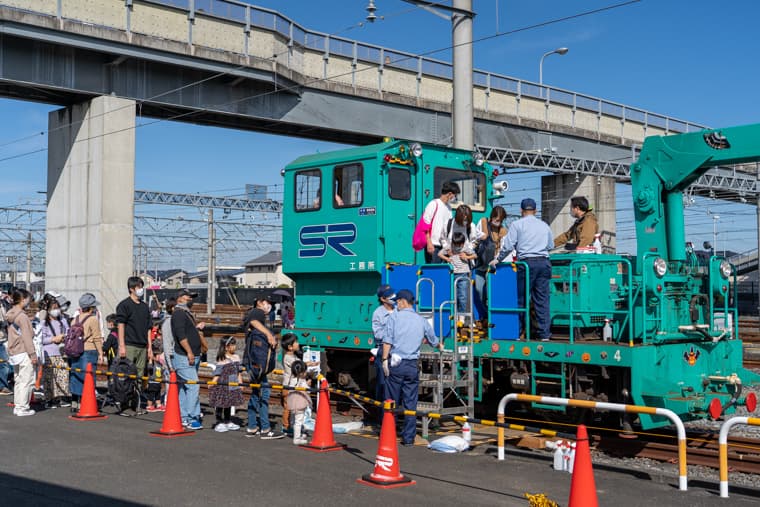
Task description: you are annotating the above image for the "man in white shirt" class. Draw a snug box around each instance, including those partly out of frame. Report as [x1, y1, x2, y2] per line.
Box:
[423, 181, 461, 264]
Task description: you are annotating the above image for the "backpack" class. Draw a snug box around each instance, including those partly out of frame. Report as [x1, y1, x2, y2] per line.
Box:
[109, 357, 138, 408]
[476, 221, 497, 269]
[63, 314, 93, 358]
[244, 329, 276, 381]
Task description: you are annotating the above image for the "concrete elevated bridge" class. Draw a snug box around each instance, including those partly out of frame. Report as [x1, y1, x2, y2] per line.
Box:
[0, 0, 757, 311]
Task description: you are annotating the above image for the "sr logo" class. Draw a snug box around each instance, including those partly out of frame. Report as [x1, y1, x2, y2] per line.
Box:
[299, 223, 357, 257]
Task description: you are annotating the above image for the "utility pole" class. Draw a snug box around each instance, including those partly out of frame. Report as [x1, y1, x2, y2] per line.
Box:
[25, 232, 32, 292]
[207, 209, 216, 315]
[136, 239, 143, 278]
[452, 0, 473, 150]
[367, 1, 474, 149]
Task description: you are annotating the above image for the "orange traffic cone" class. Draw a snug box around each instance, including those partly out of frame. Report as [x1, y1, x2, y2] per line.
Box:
[357, 400, 415, 489]
[150, 371, 194, 438]
[301, 378, 345, 452]
[568, 424, 598, 507]
[69, 363, 108, 421]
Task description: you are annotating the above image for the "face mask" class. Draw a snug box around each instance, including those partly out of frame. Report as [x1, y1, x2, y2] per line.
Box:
[135, 288, 145, 298]
[186, 301, 194, 309]
[49, 309, 61, 318]
[491, 221, 500, 227]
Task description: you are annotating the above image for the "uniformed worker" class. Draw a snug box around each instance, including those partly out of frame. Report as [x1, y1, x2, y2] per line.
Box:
[371, 284, 396, 404]
[554, 196, 598, 249]
[491, 198, 553, 341]
[382, 289, 443, 446]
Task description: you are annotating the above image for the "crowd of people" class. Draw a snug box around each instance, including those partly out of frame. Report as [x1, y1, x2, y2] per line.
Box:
[418, 182, 600, 341]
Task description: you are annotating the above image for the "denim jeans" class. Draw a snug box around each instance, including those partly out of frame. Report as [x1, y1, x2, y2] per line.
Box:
[69, 350, 99, 397]
[517, 257, 552, 340]
[454, 274, 471, 315]
[0, 342, 12, 390]
[247, 376, 271, 431]
[385, 359, 419, 444]
[173, 353, 201, 423]
[473, 270, 488, 322]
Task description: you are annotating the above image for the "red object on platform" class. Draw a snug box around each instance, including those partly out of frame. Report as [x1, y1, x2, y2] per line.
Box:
[568, 424, 598, 507]
[150, 371, 194, 438]
[302, 378, 345, 452]
[69, 363, 108, 421]
[357, 400, 415, 489]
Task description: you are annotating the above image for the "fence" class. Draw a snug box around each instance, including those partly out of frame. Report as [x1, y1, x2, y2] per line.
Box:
[497, 393, 688, 491]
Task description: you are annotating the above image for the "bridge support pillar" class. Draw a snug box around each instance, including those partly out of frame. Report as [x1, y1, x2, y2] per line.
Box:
[540, 174, 616, 251]
[46, 96, 135, 314]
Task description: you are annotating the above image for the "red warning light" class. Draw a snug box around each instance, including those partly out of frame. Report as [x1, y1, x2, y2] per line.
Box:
[492, 169, 499, 177]
[708, 398, 723, 420]
[746, 392, 758, 413]
[656, 284, 662, 292]
[383, 154, 391, 162]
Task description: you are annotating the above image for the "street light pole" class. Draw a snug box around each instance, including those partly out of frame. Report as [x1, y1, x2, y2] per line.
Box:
[539, 47, 569, 87]
[452, 0, 473, 150]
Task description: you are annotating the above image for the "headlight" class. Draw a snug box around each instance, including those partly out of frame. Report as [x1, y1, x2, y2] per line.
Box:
[472, 151, 485, 167]
[719, 260, 732, 279]
[410, 142, 423, 157]
[653, 257, 667, 278]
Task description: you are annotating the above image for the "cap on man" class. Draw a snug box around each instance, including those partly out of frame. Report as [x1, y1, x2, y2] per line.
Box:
[492, 197, 553, 341]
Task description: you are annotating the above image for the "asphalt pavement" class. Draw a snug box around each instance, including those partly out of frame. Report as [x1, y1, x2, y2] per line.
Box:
[1, 403, 758, 507]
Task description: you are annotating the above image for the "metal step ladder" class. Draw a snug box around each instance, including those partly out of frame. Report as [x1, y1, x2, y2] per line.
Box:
[530, 361, 567, 411]
[415, 275, 475, 438]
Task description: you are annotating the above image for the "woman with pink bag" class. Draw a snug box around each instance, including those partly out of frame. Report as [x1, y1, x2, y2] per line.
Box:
[412, 181, 460, 264]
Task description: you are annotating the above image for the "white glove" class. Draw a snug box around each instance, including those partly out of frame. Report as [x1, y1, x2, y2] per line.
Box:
[489, 259, 499, 267]
[382, 358, 390, 378]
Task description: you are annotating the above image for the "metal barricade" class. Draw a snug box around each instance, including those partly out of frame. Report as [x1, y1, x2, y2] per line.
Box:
[496, 393, 688, 491]
[718, 416, 760, 498]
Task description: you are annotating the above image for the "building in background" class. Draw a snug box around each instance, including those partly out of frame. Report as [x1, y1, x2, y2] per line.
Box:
[242, 251, 292, 288]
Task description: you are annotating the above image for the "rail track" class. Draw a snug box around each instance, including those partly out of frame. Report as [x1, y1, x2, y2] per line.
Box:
[595, 430, 760, 474]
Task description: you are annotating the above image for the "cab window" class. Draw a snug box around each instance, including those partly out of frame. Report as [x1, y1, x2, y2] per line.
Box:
[388, 168, 411, 200]
[333, 163, 363, 208]
[294, 168, 321, 211]
[434, 167, 485, 211]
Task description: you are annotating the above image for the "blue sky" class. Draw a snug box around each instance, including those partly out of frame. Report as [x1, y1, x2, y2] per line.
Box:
[1, 0, 759, 269]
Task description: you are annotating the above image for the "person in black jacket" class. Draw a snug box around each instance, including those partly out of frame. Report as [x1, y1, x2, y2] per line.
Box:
[171, 289, 205, 430]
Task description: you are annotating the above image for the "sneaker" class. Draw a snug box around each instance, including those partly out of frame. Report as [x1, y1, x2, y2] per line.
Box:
[0, 388, 12, 396]
[245, 427, 260, 438]
[225, 422, 240, 431]
[146, 406, 161, 413]
[214, 423, 229, 433]
[260, 430, 285, 440]
[70, 400, 79, 414]
[185, 419, 203, 430]
[293, 437, 308, 445]
[58, 400, 71, 408]
[14, 408, 35, 417]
